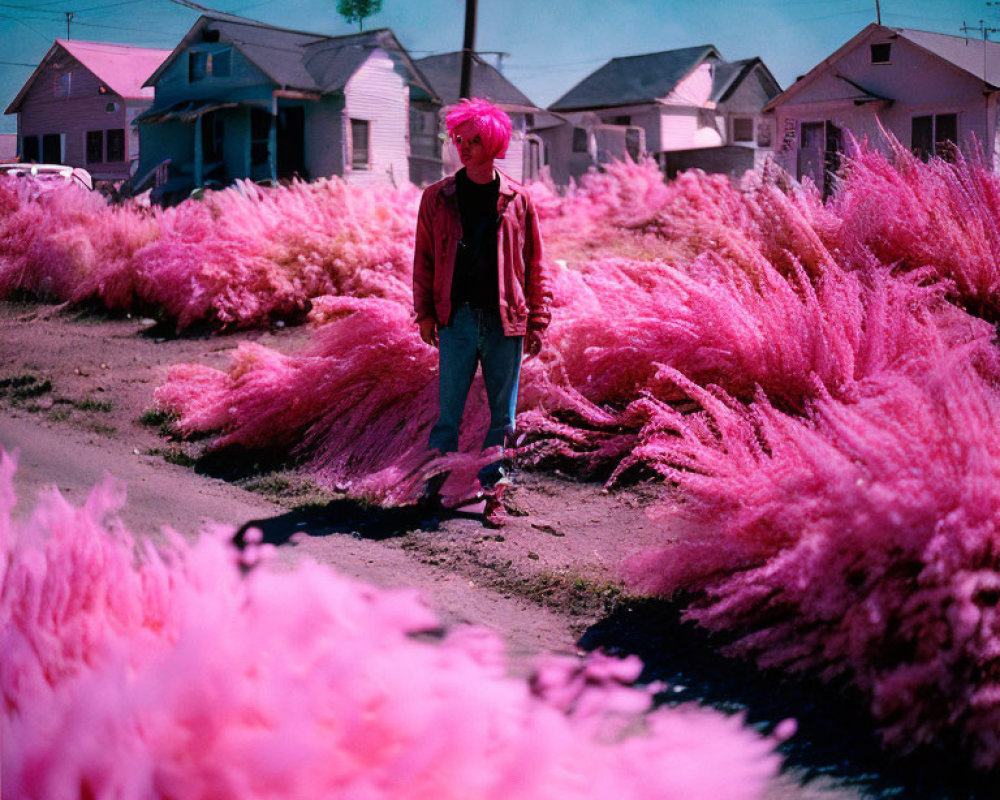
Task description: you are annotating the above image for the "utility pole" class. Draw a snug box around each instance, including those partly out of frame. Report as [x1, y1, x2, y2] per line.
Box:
[459, 0, 477, 99]
[64, 11, 73, 38]
[875, 0, 881, 25]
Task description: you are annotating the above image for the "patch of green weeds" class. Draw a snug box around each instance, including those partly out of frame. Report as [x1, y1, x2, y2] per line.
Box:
[71, 396, 114, 413]
[87, 422, 117, 437]
[144, 447, 197, 468]
[240, 472, 335, 507]
[0, 374, 52, 401]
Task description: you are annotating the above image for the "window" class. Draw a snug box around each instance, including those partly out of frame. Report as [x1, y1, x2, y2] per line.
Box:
[612, 115, 631, 126]
[871, 43, 892, 64]
[733, 117, 754, 143]
[912, 113, 958, 161]
[86, 130, 104, 163]
[251, 108, 271, 166]
[189, 47, 231, 81]
[53, 71, 72, 98]
[572, 127, 588, 153]
[42, 133, 62, 163]
[351, 118, 370, 169]
[107, 129, 125, 161]
[105, 101, 119, 113]
[189, 51, 208, 82]
[22, 135, 39, 162]
[211, 48, 231, 77]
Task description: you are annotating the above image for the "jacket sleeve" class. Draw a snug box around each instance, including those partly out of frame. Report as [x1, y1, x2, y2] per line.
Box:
[412, 190, 436, 322]
[523, 194, 552, 331]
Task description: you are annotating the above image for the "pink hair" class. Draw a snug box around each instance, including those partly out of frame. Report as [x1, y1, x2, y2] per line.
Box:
[445, 98, 512, 160]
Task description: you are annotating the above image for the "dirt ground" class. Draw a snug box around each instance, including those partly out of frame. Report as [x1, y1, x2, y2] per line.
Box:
[1, 299, 935, 800]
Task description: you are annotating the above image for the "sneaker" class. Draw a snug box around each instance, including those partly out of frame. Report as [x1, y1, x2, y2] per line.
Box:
[419, 472, 448, 508]
[482, 483, 509, 529]
[483, 494, 508, 528]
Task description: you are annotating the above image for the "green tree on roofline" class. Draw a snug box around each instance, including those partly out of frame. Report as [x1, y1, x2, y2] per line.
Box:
[337, 0, 383, 31]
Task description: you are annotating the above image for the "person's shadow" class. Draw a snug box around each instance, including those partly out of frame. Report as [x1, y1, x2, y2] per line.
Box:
[580, 599, 994, 800]
[232, 497, 482, 547]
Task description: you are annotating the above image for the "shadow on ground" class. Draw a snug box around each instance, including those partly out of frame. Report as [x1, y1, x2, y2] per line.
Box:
[232, 498, 484, 547]
[581, 599, 994, 800]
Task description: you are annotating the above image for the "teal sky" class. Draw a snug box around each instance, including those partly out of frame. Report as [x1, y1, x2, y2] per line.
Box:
[0, 0, 995, 133]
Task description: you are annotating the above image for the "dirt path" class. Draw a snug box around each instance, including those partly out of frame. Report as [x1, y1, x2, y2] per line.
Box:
[1, 301, 879, 799]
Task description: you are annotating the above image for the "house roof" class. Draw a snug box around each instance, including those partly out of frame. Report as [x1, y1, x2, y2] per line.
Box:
[548, 44, 720, 111]
[895, 26, 1000, 87]
[5, 39, 170, 114]
[765, 24, 1000, 112]
[144, 16, 437, 102]
[413, 52, 537, 108]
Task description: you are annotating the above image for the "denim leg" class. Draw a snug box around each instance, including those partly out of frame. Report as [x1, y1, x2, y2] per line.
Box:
[428, 304, 479, 453]
[478, 310, 523, 486]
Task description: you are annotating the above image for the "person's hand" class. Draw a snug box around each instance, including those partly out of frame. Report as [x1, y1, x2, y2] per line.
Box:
[525, 325, 544, 358]
[419, 317, 438, 348]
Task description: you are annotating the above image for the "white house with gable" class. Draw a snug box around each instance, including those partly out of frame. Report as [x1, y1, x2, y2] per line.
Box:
[765, 23, 1000, 193]
[546, 45, 780, 183]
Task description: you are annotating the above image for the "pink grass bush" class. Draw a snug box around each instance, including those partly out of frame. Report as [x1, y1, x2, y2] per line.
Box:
[154, 296, 496, 505]
[0, 451, 779, 798]
[0, 177, 158, 305]
[834, 138, 1000, 318]
[0, 176, 420, 330]
[624, 357, 1000, 768]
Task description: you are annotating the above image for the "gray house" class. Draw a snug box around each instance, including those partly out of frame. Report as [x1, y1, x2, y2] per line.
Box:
[411, 51, 559, 185]
[135, 14, 438, 196]
[547, 45, 781, 181]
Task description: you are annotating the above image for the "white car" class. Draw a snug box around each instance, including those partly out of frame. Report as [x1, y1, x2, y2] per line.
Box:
[0, 162, 93, 191]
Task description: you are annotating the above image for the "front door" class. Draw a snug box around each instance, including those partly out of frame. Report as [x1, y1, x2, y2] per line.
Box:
[798, 122, 825, 189]
[276, 106, 306, 180]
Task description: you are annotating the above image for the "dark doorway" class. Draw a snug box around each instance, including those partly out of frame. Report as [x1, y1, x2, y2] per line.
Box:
[276, 106, 306, 180]
[42, 133, 61, 163]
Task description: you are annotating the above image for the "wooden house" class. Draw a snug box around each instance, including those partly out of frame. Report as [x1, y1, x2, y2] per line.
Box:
[135, 14, 437, 196]
[4, 39, 170, 181]
[547, 45, 780, 183]
[764, 24, 1000, 194]
[411, 52, 560, 185]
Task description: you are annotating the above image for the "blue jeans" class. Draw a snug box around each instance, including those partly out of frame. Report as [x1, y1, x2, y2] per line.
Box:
[428, 303, 523, 487]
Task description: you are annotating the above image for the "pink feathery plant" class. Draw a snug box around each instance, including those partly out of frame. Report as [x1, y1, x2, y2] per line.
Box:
[154, 296, 496, 505]
[624, 355, 1000, 768]
[0, 176, 420, 330]
[833, 136, 1000, 319]
[0, 451, 780, 798]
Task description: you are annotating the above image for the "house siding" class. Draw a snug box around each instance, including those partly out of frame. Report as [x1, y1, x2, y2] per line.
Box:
[343, 49, 409, 186]
[16, 52, 145, 180]
[306, 95, 346, 179]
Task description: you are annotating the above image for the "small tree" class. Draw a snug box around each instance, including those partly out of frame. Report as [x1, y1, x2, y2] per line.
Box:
[337, 0, 382, 31]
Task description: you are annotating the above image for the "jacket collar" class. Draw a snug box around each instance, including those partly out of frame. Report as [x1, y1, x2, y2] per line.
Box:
[441, 168, 517, 198]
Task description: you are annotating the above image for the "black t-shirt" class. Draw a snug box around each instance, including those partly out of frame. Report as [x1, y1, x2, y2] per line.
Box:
[451, 168, 500, 311]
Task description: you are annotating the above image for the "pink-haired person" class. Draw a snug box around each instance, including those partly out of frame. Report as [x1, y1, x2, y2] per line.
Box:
[412, 98, 553, 526]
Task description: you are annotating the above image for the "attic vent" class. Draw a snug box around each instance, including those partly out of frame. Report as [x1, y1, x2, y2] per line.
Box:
[871, 43, 891, 64]
[203, 28, 220, 43]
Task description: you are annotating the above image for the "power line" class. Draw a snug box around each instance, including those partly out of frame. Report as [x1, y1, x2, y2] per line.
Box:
[0, 59, 38, 66]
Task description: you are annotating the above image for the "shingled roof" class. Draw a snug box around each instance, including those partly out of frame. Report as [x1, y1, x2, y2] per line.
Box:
[144, 15, 437, 101]
[548, 44, 720, 112]
[413, 52, 537, 108]
[894, 26, 1000, 88]
[6, 39, 170, 114]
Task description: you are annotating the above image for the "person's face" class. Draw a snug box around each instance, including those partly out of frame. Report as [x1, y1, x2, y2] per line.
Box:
[453, 120, 493, 170]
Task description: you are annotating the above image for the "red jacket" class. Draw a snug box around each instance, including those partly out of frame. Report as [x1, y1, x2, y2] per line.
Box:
[412, 170, 552, 337]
